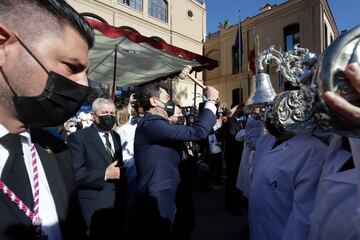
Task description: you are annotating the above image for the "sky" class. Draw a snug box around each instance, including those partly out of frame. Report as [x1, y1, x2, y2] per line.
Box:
[205, 0, 360, 34]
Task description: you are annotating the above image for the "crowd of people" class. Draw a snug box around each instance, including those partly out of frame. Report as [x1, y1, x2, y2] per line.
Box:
[0, 1, 360, 240]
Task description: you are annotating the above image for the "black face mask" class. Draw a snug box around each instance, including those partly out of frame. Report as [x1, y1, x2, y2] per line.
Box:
[0, 36, 90, 128]
[156, 98, 175, 117]
[165, 100, 176, 117]
[96, 115, 116, 131]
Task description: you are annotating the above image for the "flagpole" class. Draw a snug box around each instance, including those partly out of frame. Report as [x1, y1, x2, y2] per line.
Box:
[238, 10, 242, 102]
[238, 10, 242, 73]
[267, 35, 271, 75]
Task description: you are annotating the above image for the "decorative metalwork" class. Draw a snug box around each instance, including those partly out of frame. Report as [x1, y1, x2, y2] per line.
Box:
[269, 90, 316, 134]
[311, 25, 360, 136]
[256, 25, 360, 136]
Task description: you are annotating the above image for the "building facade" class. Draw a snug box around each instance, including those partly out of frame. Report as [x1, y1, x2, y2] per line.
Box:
[67, 0, 207, 106]
[203, 0, 339, 108]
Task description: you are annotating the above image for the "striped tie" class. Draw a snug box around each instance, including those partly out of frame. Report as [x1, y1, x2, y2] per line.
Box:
[104, 132, 114, 160]
[31, 144, 40, 222]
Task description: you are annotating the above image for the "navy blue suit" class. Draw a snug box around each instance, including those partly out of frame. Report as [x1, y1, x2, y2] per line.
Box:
[67, 124, 125, 239]
[133, 108, 216, 239]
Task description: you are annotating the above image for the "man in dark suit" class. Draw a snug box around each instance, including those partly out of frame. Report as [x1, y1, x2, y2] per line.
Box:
[0, 0, 94, 239]
[222, 104, 245, 213]
[67, 98, 125, 239]
[133, 82, 219, 240]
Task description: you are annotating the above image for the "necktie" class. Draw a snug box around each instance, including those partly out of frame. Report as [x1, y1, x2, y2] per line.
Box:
[0, 134, 34, 210]
[103, 132, 114, 160]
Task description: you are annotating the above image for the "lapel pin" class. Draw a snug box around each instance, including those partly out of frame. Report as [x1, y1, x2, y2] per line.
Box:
[44, 146, 53, 154]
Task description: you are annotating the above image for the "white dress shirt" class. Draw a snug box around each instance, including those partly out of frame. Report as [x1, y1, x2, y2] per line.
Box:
[204, 101, 217, 115]
[96, 129, 116, 181]
[115, 123, 136, 162]
[0, 124, 62, 240]
[115, 122, 137, 205]
[97, 131, 115, 156]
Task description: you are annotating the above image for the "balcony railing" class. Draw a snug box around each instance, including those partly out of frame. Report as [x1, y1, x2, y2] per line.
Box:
[205, 31, 220, 41]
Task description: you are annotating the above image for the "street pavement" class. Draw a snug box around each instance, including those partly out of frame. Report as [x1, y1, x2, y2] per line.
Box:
[191, 183, 249, 240]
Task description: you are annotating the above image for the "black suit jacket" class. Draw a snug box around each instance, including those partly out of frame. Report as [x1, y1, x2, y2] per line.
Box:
[0, 128, 87, 240]
[67, 124, 124, 236]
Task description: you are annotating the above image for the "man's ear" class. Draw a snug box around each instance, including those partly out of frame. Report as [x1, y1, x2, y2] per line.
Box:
[0, 22, 17, 67]
[90, 112, 96, 121]
[149, 97, 157, 107]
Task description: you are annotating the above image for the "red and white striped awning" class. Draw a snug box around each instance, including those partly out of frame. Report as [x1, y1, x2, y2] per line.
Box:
[86, 18, 218, 87]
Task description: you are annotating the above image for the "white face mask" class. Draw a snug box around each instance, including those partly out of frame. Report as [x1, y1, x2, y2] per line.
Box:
[68, 126, 77, 133]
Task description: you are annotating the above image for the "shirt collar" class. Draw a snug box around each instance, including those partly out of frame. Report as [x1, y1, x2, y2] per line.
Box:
[21, 129, 32, 146]
[0, 123, 32, 146]
[0, 124, 9, 139]
[93, 124, 111, 135]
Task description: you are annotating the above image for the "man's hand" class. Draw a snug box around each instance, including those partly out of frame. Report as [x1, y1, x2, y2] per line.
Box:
[228, 103, 245, 118]
[323, 63, 360, 126]
[105, 161, 121, 180]
[204, 86, 219, 102]
[228, 105, 238, 118]
[130, 93, 136, 103]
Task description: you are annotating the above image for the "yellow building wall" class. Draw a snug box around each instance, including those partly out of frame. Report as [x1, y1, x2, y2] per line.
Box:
[67, 0, 207, 107]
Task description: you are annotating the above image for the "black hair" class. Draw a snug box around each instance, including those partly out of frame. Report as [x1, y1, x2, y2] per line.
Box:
[0, 0, 94, 48]
[138, 82, 168, 111]
[265, 118, 283, 138]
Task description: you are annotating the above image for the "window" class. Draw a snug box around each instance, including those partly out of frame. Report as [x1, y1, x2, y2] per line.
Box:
[187, 10, 194, 20]
[232, 88, 240, 106]
[232, 88, 244, 106]
[148, 0, 168, 22]
[118, 0, 142, 11]
[324, 23, 328, 47]
[284, 24, 300, 51]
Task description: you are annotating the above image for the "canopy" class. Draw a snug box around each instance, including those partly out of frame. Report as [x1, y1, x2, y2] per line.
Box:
[86, 18, 218, 87]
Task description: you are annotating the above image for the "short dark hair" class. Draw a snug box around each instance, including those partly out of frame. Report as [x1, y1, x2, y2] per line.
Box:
[0, 0, 94, 48]
[138, 82, 168, 111]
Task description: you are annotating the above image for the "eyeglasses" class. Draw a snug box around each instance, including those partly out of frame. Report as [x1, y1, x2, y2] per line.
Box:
[68, 125, 76, 128]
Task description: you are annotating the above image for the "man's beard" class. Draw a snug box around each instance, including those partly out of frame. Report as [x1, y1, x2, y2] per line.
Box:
[0, 56, 32, 116]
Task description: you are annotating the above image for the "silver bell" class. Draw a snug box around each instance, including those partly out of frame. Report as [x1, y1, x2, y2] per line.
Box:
[246, 73, 277, 110]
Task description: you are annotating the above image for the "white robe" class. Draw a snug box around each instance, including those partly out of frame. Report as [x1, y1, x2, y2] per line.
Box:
[309, 135, 359, 240]
[235, 117, 265, 197]
[248, 133, 327, 240]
